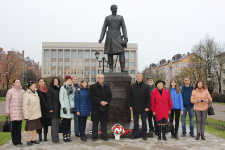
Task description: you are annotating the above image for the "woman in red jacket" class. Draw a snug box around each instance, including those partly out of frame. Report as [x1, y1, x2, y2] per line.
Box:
[151, 80, 173, 140]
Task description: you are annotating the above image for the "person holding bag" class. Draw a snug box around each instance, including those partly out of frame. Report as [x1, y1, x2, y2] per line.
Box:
[5, 79, 24, 146]
[23, 81, 42, 146]
[75, 79, 92, 141]
[36, 78, 50, 142]
[191, 80, 212, 140]
[60, 75, 75, 142]
[46, 77, 61, 143]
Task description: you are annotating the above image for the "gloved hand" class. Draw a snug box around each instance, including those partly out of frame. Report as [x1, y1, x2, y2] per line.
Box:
[63, 108, 67, 114]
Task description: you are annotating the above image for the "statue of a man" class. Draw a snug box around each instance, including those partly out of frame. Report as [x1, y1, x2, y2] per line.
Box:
[99, 4, 128, 72]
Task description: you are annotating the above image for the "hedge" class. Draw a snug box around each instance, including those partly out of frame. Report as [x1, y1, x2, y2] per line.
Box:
[211, 94, 225, 103]
[0, 89, 7, 97]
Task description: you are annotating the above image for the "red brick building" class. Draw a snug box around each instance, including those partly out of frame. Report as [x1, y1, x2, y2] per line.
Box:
[0, 47, 39, 89]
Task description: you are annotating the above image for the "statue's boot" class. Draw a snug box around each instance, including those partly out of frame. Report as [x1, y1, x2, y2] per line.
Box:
[120, 52, 128, 72]
[108, 54, 114, 72]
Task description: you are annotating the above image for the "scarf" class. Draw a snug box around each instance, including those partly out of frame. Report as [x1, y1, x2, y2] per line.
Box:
[38, 84, 48, 93]
[64, 82, 75, 101]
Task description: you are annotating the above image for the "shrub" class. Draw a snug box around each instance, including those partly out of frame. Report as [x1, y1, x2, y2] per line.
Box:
[211, 94, 225, 103]
[0, 89, 7, 97]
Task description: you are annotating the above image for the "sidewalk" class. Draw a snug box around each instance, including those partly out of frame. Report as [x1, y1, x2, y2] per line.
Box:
[0, 101, 5, 116]
[1, 120, 225, 150]
[207, 103, 225, 121]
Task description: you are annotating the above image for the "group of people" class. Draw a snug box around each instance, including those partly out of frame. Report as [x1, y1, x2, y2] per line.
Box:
[130, 74, 212, 141]
[5, 72, 212, 146]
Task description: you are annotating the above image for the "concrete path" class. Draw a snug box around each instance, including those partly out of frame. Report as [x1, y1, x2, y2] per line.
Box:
[1, 120, 225, 150]
[207, 103, 225, 121]
[0, 101, 5, 116]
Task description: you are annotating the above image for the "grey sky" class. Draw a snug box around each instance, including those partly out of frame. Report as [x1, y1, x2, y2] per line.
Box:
[1, 0, 225, 72]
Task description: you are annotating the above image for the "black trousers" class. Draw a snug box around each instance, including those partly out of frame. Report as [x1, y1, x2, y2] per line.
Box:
[78, 116, 87, 137]
[169, 109, 181, 134]
[148, 110, 157, 131]
[11, 121, 22, 145]
[92, 121, 107, 139]
[37, 125, 48, 134]
[133, 111, 147, 137]
[63, 118, 71, 134]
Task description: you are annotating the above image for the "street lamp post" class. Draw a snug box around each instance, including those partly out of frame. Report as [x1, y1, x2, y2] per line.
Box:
[95, 51, 108, 73]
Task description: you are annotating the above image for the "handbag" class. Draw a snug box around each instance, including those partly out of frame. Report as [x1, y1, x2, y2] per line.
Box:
[208, 102, 215, 115]
[165, 122, 174, 133]
[2, 117, 12, 132]
[59, 119, 63, 133]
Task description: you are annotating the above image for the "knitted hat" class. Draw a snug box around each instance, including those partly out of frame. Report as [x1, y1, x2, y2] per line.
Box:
[65, 75, 72, 82]
[27, 81, 35, 88]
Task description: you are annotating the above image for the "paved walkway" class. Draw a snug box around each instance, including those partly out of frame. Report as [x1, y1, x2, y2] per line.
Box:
[207, 103, 225, 121]
[0, 101, 5, 116]
[1, 120, 225, 150]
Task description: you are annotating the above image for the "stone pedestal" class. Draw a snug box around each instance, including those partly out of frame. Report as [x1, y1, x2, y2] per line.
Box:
[103, 72, 131, 123]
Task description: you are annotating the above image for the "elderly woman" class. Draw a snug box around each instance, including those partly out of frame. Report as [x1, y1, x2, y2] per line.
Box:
[75, 79, 92, 142]
[5, 79, 25, 146]
[60, 75, 75, 142]
[23, 81, 42, 146]
[191, 80, 212, 140]
[36, 78, 49, 142]
[151, 80, 173, 141]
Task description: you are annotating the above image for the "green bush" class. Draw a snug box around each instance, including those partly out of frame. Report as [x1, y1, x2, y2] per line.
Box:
[211, 94, 225, 103]
[0, 89, 7, 97]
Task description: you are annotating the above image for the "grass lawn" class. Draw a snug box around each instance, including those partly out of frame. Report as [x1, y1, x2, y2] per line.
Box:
[0, 97, 6, 101]
[0, 115, 26, 146]
[213, 102, 225, 105]
[185, 114, 225, 139]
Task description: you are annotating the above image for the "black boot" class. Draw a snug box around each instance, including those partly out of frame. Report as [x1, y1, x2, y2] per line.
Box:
[158, 125, 161, 140]
[119, 52, 128, 72]
[63, 133, 68, 142]
[44, 133, 48, 141]
[155, 125, 158, 136]
[195, 133, 200, 140]
[38, 133, 42, 142]
[108, 54, 114, 72]
[162, 126, 167, 140]
[67, 132, 72, 142]
[201, 133, 206, 140]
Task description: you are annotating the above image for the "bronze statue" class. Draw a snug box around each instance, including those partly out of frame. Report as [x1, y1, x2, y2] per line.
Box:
[99, 4, 128, 72]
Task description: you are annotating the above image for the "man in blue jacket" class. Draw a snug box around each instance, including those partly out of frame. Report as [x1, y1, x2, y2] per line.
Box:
[181, 77, 195, 137]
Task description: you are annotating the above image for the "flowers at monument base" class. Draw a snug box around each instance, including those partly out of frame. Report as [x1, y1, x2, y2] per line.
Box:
[111, 123, 125, 135]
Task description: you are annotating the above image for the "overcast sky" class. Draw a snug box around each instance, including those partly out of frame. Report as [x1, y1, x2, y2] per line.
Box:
[1, 0, 225, 72]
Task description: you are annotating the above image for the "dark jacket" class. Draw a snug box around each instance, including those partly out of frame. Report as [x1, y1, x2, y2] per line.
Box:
[181, 85, 194, 107]
[149, 84, 156, 97]
[130, 81, 150, 112]
[46, 85, 60, 118]
[37, 89, 50, 127]
[90, 82, 112, 122]
[75, 88, 92, 117]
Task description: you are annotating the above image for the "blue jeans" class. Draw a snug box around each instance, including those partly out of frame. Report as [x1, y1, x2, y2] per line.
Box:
[74, 113, 80, 135]
[181, 106, 194, 135]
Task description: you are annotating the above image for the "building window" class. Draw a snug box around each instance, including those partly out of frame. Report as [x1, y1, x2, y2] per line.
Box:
[125, 62, 128, 67]
[125, 52, 129, 59]
[91, 51, 96, 58]
[51, 50, 56, 58]
[130, 62, 135, 67]
[85, 70, 89, 75]
[130, 51, 135, 59]
[65, 50, 70, 58]
[44, 61, 49, 67]
[85, 51, 90, 58]
[92, 62, 96, 67]
[78, 70, 83, 75]
[85, 62, 89, 66]
[78, 51, 83, 58]
[91, 70, 96, 75]
[52, 70, 56, 75]
[59, 62, 63, 66]
[58, 50, 63, 58]
[72, 62, 76, 66]
[130, 70, 135, 74]
[71, 50, 76, 59]
[44, 69, 49, 74]
[71, 69, 76, 74]
[51, 62, 56, 66]
[65, 62, 70, 66]
[44, 49, 49, 58]
[223, 80, 225, 85]
[78, 62, 83, 67]
[85, 78, 89, 82]
[98, 70, 103, 74]
[132, 78, 135, 82]
[65, 69, 70, 74]
[58, 70, 62, 74]
[91, 78, 96, 83]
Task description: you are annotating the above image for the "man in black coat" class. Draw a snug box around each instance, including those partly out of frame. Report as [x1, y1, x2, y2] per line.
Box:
[90, 74, 112, 141]
[130, 73, 150, 140]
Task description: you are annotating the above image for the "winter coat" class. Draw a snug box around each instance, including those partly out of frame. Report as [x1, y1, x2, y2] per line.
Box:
[170, 88, 184, 110]
[59, 83, 75, 119]
[22, 89, 42, 120]
[181, 85, 194, 107]
[75, 88, 92, 117]
[130, 81, 150, 112]
[90, 82, 112, 122]
[151, 88, 173, 121]
[37, 89, 50, 127]
[46, 85, 60, 118]
[191, 88, 212, 111]
[5, 85, 25, 121]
